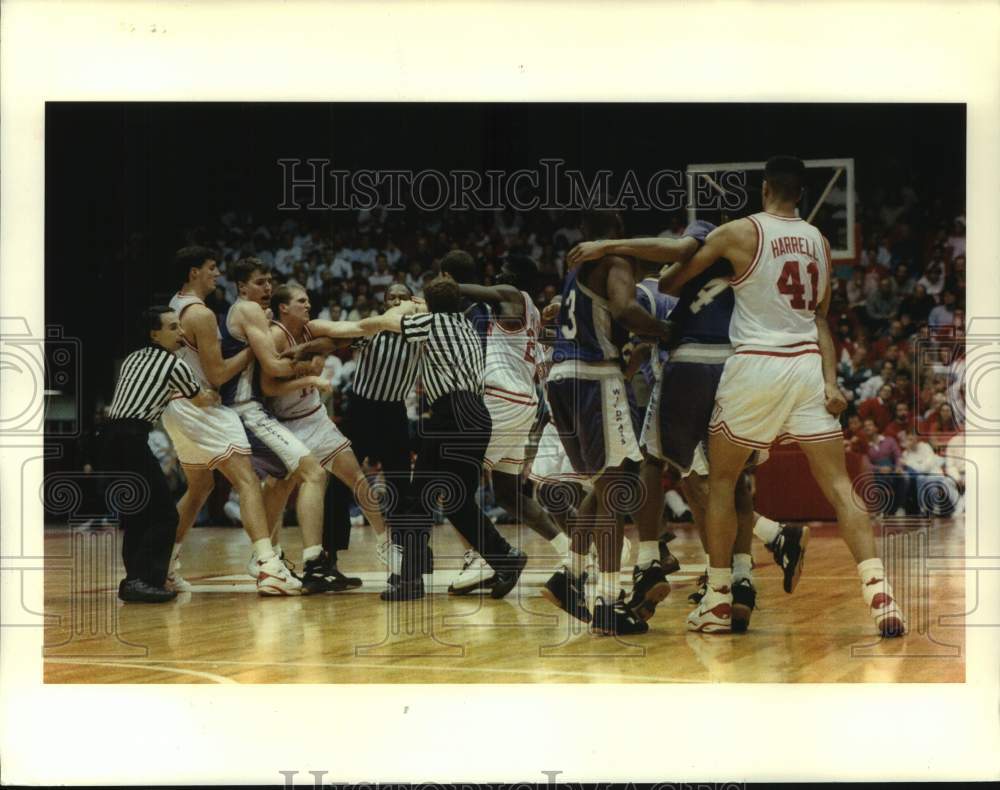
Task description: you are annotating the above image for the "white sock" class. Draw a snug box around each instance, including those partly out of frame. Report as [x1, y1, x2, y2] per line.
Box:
[273, 543, 283, 558]
[732, 553, 752, 583]
[550, 532, 571, 559]
[388, 543, 403, 575]
[637, 540, 659, 568]
[664, 489, 688, 517]
[303, 544, 323, 563]
[170, 543, 182, 564]
[254, 539, 276, 562]
[753, 515, 781, 546]
[569, 550, 588, 579]
[599, 571, 618, 603]
[707, 566, 732, 595]
[857, 557, 890, 606]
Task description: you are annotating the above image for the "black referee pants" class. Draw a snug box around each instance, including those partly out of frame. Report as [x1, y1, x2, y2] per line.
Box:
[99, 419, 177, 587]
[324, 395, 413, 554]
[397, 390, 513, 580]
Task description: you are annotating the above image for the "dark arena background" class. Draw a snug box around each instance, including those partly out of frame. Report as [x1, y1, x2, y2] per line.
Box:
[43, 102, 968, 683]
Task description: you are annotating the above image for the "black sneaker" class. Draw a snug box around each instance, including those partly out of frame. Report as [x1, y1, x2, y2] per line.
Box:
[301, 552, 348, 594]
[731, 577, 757, 633]
[380, 577, 425, 601]
[671, 510, 694, 523]
[327, 562, 363, 590]
[490, 549, 528, 599]
[541, 567, 591, 623]
[767, 525, 810, 593]
[592, 591, 649, 636]
[658, 541, 682, 575]
[118, 578, 177, 603]
[626, 560, 671, 621]
[688, 572, 708, 605]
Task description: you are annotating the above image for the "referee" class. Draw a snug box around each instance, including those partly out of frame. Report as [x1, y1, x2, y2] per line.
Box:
[358, 275, 527, 601]
[323, 283, 421, 578]
[103, 306, 220, 603]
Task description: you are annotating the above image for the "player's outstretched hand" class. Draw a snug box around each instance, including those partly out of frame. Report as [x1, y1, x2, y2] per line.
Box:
[309, 376, 333, 395]
[541, 299, 561, 323]
[566, 241, 605, 269]
[824, 382, 848, 416]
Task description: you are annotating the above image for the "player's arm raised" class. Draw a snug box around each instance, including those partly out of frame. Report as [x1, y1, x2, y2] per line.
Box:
[455, 283, 525, 316]
[815, 237, 847, 416]
[184, 306, 253, 388]
[356, 299, 421, 336]
[569, 236, 700, 270]
[606, 256, 672, 343]
[659, 224, 731, 296]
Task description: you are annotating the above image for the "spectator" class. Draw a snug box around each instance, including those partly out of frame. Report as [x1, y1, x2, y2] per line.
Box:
[928, 290, 958, 328]
[883, 401, 915, 441]
[892, 263, 915, 297]
[942, 432, 966, 515]
[920, 402, 960, 439]
[900, 283, 936, 325]
[864, 277, 900, 331]
[846, 268, 867, 310]
[916, 264, 946, 301]
[858, 384, 894, 431]
[898, 431, 954, 517]
[858, 360, 895, 402]
[368, 253, 394, 301]
[862, 417, 904, 515]
[843, 413, 866, 454]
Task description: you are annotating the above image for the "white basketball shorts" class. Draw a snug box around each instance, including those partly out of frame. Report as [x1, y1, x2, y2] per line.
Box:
[278, 406, 352, 472]
[483, 393, 537, 475]
[161, 398, 250, 469]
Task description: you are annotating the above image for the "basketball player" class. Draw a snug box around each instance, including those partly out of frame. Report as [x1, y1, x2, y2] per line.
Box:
[219, 258, 342, 595]
[264, 283, 393, 588]
[438, 252, 571, 594]
[663, 156, 905, 637]
[162, 246, 303, 595]
[570, 221, 808, 633]
[542, 210, 673, 636]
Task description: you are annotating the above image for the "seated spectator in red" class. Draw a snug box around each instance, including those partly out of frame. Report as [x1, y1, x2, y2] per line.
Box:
[858, 384, 894, 431]
[862, 417, 905, 513]
[833, 314, 860, 367]
[920, 402, 960, 439]
[858, 360, 895, 402]
[843, 413, 866, 454]
[883, 401, 915, 441]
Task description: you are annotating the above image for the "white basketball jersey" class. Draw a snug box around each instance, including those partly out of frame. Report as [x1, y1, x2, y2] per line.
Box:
[269, 322, 322, 419]
[483, 291, 541, 405]
[729, 212, 830, 349]
[169, 291, 214, 388]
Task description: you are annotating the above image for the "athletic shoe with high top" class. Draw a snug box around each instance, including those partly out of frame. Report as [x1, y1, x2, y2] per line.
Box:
[730, 577, 757, 633]
[862, 575, 906, 637]
[300, 551, 356, 594]
[165, 559, 192, 592]
[688, 572, 708, 604]
[327, 561, 362, 590]
[541, 567, 591, 623]
[766, 524, 809, 593]
[490, 549, 528, 599]
[658, 541, 682, 575]
[626, 560, 671, 621]
[256, 554, 303, 596]
[447, 549, 496, 595]
[592, 591, 649, 636]
[380, 576, 425, 601]
[247, 547, 295, 579]
[685, 585, 732, 633]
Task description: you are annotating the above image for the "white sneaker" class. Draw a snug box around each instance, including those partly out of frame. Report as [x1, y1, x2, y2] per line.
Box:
[256, 554, 303, 596]
[447, 549, 495, 595]
[246, 547, 294, 579]
[686, 587, 733, 633]
[862, 576, 906, 637]
[350, 513, 365, 527]
[166, 559, 192, 592]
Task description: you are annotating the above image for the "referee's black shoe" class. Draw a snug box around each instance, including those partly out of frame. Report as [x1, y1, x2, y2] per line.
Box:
[766, 524, 810, 593]
[380, 576, 425, 601]
[592, 591, 649, 636]
[118, 578, 177, 603]
[302, 551, 359, 594]
[489, 549, 528, 599]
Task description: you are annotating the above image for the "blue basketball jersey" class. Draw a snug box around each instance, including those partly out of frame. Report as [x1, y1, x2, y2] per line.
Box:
[670, 259, 734, 346]
[634, 277, 677, 380]
[552, 264, 628, 364]
[463, 300, 492, 354]
[219, 303, 263, 406]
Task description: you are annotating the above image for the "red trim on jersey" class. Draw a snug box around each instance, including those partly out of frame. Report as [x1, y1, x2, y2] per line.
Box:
[485, 385, 536, 405]
[320, 440, 352, 468]
[732, 216, 764, 287]
[774, 430, 844, 445]
[272, 320, 297, 347]
[763, 212, 803, 221]
[277, 403, 324, 422]
[708, 420, 772, 450]
[204, 444, 252, 470]
[735, 348, 820, 358]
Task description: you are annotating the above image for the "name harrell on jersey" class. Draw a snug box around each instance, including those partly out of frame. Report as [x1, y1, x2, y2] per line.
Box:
[483, 290, 542, 406]
[729, 212, 831, 351]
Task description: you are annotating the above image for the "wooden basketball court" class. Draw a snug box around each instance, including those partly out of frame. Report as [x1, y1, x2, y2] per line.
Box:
[42, 518, 966, 684]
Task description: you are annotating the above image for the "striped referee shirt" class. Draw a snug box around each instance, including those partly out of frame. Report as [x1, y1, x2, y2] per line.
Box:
[107, 345, 201, 424]
[400, 312, 484, 405]
[352, 330, 421, 402]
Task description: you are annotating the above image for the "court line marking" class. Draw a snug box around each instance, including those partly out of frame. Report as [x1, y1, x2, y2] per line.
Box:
[43, 656, 702, 684]
[44, 657, 238, 684]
